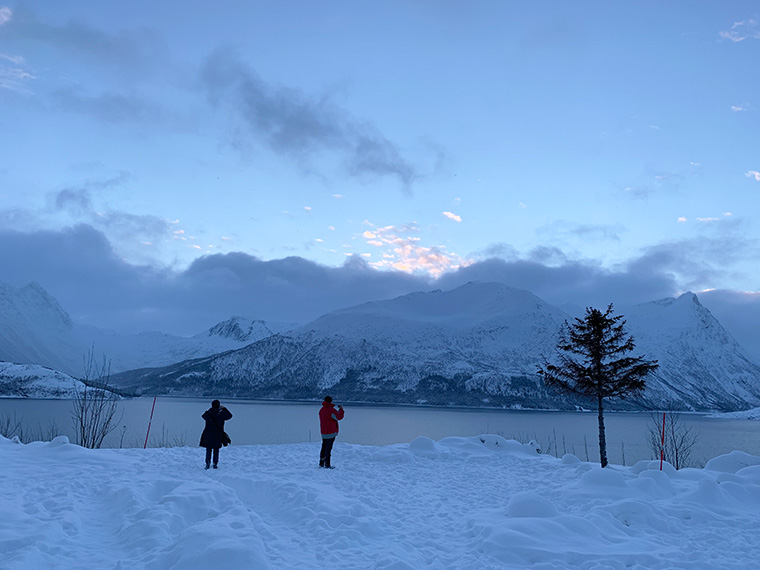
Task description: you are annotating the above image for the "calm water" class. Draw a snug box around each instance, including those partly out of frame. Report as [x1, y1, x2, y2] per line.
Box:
[1, 397, 758, 466]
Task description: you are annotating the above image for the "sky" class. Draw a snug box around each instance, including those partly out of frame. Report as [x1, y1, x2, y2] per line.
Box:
[0, 2, 759, 337]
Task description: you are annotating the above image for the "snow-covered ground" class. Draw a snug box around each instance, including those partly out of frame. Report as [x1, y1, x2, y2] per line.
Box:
[709, 407, 760, 420]
[3, 434, 760, 569]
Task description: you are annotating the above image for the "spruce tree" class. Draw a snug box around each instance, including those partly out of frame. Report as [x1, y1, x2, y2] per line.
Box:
[538, 304, 658, 467]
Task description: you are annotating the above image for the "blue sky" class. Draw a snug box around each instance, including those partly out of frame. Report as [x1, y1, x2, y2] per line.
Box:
[0, 2, 758, 339]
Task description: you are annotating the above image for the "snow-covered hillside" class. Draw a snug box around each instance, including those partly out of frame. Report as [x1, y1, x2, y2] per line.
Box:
[0, 282, 83, 376]
[0, 362, 88, 398]
[3, 433, 760, 569]
[109, 283, 760, 411]
[0, 281, 294, 376]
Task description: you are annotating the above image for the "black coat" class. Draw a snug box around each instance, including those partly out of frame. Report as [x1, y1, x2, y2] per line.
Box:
[200, 407, 232, 449]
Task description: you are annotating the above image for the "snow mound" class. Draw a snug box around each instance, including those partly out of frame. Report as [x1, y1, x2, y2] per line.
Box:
[410, 434, 542, 459]
[705, 450, 760, 473]
[506, 491, 559, 517]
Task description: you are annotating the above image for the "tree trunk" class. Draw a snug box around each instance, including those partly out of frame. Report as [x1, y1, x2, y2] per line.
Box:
[597, 395, 608, 468]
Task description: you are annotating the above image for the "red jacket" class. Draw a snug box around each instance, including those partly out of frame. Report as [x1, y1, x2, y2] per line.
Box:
[319, 401, 345, 437]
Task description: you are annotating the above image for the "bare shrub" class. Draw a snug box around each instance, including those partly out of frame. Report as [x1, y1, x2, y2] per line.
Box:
[0, 411, 23, 439]
[647, 412, 699, 470]
[148, 422, 187, 448]
[71, 350, 122, 449]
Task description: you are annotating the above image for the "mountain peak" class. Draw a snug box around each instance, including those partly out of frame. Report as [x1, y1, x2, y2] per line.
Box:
[676, 291, 700, 305]
[10, 281, 73, 331]
[325, 282, 559, 328]
[201, 316, 287, 344]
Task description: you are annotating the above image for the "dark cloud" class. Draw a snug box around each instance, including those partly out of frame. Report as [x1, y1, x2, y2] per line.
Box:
[53, 88, 173, 125]
[477, 243, 519, 259]
[699, 290, 760, 362]
[628, 232, 759, 291]
[43, 175, 174, 244]
[0, 226, 756, 353]
[540, 221, 622, 242]
[3, 5, 168, 78]
[0, 226, 427, 334]
[199, 49, 417, 189]
[437, 257, 678, 311]
[2, 6, 191, 127]
[54, 188, 92, 214]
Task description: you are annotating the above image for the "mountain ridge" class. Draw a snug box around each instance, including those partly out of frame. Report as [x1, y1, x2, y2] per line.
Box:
[108, 283, 760, 411]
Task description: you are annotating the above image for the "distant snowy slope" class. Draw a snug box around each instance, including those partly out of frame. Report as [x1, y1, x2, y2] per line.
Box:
[71, 317, 293, 375]
[0, 281, 293, 376]
[0, 282, 83, 375]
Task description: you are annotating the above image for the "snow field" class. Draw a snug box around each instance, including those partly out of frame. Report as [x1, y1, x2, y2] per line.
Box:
[2, 433, 760, 569]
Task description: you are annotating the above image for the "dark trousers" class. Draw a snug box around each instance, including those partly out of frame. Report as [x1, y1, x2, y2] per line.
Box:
[205, 447, 220, 466]
[319, 437, 335, 467]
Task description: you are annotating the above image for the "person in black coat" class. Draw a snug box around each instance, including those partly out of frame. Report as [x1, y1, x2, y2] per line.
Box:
[200, 399, 232, 469]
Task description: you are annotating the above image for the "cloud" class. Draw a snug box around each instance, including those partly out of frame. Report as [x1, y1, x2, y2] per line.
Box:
[699, 289, 760, 362]
[0, 225, 431, 334]
[622, 166, 694, 199]
[0, 6, 11, 26]
[53, 87, 178, 126]
[199, 48, 417, 189]
[0, 52, 34, 92]
[677, 217, 687, 223]
[442, 211, 462, 222]
[357, 223, 472, 277]
[0, 173, 180, 263]
[1, 6, 185, 125]
[746, 170, 760, 182]
[539, 221, 622, 244]
[1, 225, 758, 342]
[625, 232, 759, 293]
[2, 6, 168, 75]
[719, 19, 760, 42]
[731, 104, 749, 112]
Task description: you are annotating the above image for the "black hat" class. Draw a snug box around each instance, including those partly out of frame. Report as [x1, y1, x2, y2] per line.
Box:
[323, 396, 332, 403]
[212, 399, 221, 409]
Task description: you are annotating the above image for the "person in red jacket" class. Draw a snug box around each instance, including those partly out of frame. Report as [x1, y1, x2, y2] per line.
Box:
[319, 396, 344, 469]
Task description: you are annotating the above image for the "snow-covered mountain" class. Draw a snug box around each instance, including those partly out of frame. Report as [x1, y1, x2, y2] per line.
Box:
[624, 292, 760, 410]
[108, 283, 760, 411]
[0, 282, 295, 376]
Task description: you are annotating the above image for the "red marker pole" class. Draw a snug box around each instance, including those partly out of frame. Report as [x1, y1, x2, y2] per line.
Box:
[659, 412, 666, 471]
[144, 396, 157, 449]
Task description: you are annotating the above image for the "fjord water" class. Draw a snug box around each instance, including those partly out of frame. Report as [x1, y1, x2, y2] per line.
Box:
[2, 397, 758, 466]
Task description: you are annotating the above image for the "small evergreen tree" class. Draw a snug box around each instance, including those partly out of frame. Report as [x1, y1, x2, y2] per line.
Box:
[537, 304, 658, 467]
